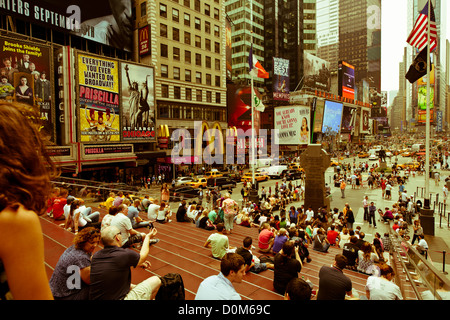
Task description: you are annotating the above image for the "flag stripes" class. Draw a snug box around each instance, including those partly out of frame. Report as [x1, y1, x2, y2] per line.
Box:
[406, 1, 437, 52]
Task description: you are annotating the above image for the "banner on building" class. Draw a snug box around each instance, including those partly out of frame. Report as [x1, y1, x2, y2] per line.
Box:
[120, 62, 156, 141]
[138, 25, 150, 56]
[360, 107, 371, 134]
[273, 57, 290, 101]
[274, 105, 310, 145]
[0, 37, 54, 141]
[0, 1, 134, 52]
[77, 53, 120, 142]
[341, 105, 356, 133]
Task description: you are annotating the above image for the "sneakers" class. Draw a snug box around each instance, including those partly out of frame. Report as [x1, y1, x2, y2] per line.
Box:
[149, 238, 160, 246]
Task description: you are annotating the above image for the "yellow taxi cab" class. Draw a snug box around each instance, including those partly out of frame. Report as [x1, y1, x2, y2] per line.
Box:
[358, 152, 369, 158]
[288, 163, 304, 172]
[185, 177, 208, 188]
[330, 160, 342, 167]
[241, 172, 269, 182]
[204, 171, 223, 178]
[397, 162, 420, 170]
[401, 151, 413, 157]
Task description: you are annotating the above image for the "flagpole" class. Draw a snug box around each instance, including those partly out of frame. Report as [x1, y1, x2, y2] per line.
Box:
[425, 0, 431, 206]
[250, 0, 255, 188]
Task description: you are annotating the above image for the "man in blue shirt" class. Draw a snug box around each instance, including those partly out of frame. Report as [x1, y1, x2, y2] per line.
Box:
[195, 253, 246, 300]
[127, 199, 151, 229]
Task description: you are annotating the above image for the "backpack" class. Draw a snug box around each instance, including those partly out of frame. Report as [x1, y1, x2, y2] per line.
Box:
[155, 273, 185, 300]
[258, 254, 274, 264]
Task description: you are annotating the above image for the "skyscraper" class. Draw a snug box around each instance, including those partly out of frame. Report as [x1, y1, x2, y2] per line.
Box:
[339, 0, 382, 104]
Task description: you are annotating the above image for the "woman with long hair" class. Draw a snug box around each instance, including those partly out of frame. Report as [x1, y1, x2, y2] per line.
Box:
[357, 242, 379, 275]
[0, 102, 58, 299]
[156, 201, 172, 223]
[160, 183, 170, 204]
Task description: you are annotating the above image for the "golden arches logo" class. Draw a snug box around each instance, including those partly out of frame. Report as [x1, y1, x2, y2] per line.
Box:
[139, 26, 149, 42]
[158, 124, 169, 137]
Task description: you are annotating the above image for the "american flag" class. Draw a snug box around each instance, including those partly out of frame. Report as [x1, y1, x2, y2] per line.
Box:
[406, 1, 437, 52]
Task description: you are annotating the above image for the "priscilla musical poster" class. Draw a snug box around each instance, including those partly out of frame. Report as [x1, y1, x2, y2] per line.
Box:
[77, 53, 120, 142]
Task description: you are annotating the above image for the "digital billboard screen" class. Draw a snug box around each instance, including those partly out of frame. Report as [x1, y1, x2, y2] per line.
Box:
[338, 61, 355, 100]
[321, 100, 343, 135]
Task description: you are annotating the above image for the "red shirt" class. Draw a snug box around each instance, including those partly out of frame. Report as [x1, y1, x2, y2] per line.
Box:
[52, 197, 67, 219]
[258, 229, 274, 249]
[327, 230, 339, 245]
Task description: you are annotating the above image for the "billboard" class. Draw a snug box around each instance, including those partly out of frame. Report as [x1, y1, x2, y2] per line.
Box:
[138, 25, 150, 56]
[274, 105, 310, 145]
[0, 1, 133, 52]
[321, 100, 343, 135]
[303, 52, 331, 92]
[0, 37, 54, 141]
[360, 107, 371, 133]
[225, 17, 233, 81]
[341, 106, 356, 133]
[418, 86, 434, 110]
[338, 61, 355, 100]
[120, 62, 156, 141]
[313, 98, 325, 133]
[273, 57, 290, 101]
[77, 53, 120, 142]
[417, 85, 434, 124]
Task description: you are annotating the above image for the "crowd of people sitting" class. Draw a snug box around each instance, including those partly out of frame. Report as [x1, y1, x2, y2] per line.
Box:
[42, 176, 446, 301]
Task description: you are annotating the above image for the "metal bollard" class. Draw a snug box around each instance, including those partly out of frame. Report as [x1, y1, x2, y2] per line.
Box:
[443, 250, 448, 275]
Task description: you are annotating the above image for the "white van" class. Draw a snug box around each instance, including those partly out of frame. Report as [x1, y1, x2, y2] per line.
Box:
[411, 144, 425, 153]
[256, 158, 273, 167]
[264, 165, 288, 178]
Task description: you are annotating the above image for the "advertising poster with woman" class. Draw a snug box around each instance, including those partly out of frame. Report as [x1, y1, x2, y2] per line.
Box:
[274, 105, 309, 145]
[298, 107, 311, 145]
[0, 37, 54, 141]
[120, 62, 155, 141]
[78, 53, 120, 142]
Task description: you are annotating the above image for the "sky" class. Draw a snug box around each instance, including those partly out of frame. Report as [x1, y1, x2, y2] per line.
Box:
[381, 0, 448, 94]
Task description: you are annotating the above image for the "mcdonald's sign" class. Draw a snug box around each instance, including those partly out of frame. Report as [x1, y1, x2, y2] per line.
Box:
[139, 25, 150, 56]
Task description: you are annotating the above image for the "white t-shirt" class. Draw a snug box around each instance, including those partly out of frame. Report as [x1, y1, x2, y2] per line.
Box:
[74, 208, 87, 228]
[63, 204, 71, 219]
[305, 209, 314, 221]
[110, 213, 133, 245]
[365, 276, 403, 300]
[147, 203, 160, 221]
[418, 238, 428, 250]
[157, 209, 170, 221]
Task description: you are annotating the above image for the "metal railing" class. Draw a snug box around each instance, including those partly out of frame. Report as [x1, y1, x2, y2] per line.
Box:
[51, 176, 146, 203]
[389, 228, 450, 300]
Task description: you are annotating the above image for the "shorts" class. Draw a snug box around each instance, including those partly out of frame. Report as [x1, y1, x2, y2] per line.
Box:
[124, 277, 161, 300]
[386, 190, 391, 196]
